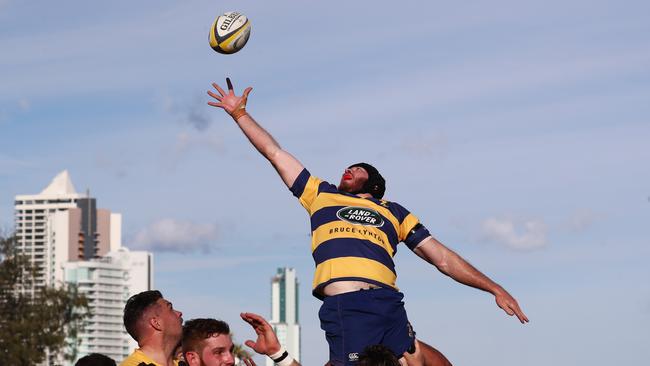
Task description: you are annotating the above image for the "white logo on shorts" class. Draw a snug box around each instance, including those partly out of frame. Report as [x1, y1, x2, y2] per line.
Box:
[348, 352, 359, 361]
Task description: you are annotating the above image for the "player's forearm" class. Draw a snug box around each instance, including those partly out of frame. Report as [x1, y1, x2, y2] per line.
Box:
[230, 112, 304, 188]
[440, 250, 503, 295]
[234, 113, 283, 162]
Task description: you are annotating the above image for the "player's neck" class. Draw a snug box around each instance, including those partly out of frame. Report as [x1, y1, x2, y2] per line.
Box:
[139, 340, 176, 366]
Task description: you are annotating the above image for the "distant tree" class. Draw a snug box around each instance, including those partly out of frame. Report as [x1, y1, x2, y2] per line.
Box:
[0, 234, 91, 366]
[232, 338, 254, 365]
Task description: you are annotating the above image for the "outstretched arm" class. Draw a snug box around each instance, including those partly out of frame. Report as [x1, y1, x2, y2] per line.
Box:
[413, 236, 529, 324]
[208, 78, 304, 188]
[240, 312, 301, 366]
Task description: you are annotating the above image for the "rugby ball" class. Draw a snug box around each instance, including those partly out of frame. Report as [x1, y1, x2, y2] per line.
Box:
[209, 11, 251, 54]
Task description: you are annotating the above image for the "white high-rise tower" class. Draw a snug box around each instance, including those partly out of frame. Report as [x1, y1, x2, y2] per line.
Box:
[14, 170, 122, 289]
[268, 267, 300, 366]
[63, 247, 153, 363]
[13, 170, 153, 365]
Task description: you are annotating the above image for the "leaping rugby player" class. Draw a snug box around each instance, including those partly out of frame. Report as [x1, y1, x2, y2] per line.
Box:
[207, 78, 528, 366]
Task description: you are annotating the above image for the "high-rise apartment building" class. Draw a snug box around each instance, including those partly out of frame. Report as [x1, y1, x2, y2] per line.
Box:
[63, 248, 153, 364]
[268, 267, 300, 366]
[62, 255, 130, 361]
[14, 170, 121, 288]
[12, 170, 152, 365]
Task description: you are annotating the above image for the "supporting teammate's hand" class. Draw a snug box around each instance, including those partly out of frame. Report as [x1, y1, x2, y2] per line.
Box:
[240, 312, 282, 356]
[495, 288, 529, 323]
[401, 340, 424, 366]
[207, 77, 252, 120]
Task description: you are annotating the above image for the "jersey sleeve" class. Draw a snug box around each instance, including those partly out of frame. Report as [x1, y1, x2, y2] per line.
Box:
[392, 202, 432, 251]
[289, 168, 323, 213]
[403, 221, 431, 250]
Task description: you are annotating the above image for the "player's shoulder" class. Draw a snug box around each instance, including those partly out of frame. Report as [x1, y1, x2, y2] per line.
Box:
[120, 349, 161, 366]
[377, 199, 413, 219]
[305, 170, 338, 194]
[377, 198, 406, 209]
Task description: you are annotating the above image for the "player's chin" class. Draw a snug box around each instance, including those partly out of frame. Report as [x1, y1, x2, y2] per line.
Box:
[338, 183, 352, 193]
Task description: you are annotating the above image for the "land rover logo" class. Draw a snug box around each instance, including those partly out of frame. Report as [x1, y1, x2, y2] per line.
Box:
[336, 207, 384, 227]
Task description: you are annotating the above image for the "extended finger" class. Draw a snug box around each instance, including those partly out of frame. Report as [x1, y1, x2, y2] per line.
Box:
[212, 82, 226, 96]
[226, 77, 234, 92]
[517, 312, 529, 323]
[242, 312, 267, 326]
[207, 90, 223, 101]
[504, 303, 515, 316]
[241, 318, 257, 328]
[241, 314, 259, 326]
[505, 302, 526, 323]
[242, 86, 253, 99]
[513, 305, 529, 323]
[207, 101, 225, 108]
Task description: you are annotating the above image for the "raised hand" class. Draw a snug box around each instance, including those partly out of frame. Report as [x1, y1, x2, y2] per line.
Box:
[207, 77, 252, 118]
[240, 312, 282, 356]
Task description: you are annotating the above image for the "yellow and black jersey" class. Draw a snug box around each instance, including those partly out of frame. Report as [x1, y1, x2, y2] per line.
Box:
[120, 349, 180, 366]
[290, 169, 431, 299]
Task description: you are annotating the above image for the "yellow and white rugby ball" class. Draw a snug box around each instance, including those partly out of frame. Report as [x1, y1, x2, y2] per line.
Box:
[209, 11, 251, 54]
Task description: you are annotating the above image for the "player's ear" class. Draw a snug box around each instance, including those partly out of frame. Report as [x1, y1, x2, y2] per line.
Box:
[149, 314, 162, 331]
[185, 351, 200, 366]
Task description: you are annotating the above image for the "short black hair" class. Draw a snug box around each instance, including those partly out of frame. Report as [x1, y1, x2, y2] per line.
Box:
[75, 353, 116, 366]
[182, 318, 231, 355]
[123, 290, 163, 341]
[348, 162, 386, 199]
[357, 345, 400, 366]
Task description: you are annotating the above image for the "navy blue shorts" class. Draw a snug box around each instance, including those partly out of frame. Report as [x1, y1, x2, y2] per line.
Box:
[318, 288, 415, 365]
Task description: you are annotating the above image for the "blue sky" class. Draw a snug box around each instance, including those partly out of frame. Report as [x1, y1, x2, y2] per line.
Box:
[1, 0, 649, 364]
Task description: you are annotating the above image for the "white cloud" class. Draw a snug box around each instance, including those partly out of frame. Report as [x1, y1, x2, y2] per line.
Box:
[132, 218, 218, 253]
[481, 216, 548, 250]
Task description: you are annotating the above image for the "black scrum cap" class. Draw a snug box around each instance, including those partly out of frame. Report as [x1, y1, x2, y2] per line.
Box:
[348, 162, 386, 199]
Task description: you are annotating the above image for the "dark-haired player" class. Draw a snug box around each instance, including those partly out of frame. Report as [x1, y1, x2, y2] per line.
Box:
[75, 353, 116, 366]
[182, 318, 236, 366]
[121, 290, 184, 366]
[182, 313, 301, 366]
[207, 79, 527, 366]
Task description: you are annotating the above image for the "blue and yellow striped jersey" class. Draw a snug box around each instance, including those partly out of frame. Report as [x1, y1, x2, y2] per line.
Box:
[290, 169, 431, 298]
